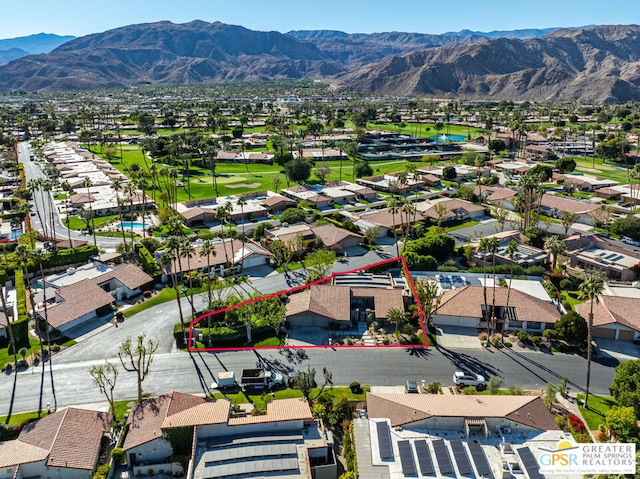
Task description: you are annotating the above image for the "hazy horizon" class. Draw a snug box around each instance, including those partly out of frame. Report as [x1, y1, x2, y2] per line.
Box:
[1, 0, 638, 39]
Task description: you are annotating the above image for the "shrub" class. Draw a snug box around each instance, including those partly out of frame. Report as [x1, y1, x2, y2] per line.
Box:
[93, 464, 111, 479]
[490, 333, 502, 344]
[559, 278, 572, 290]
[543, 329, 561, 340]
[555, 311, 587, 344]
[280, 208, 307, 224]
[517, 330, 528, 343]
[134, 244, 162, 280]
[488, 376, 502, 394]
[555, 416, 567, 429]
[349, 382, 362, 394]
[568, 414, 587, 433]
[478, 332, 488, 341]
[504, 341, 512, 348]
[524, 265, 546, 276]
[509, 384, 524, 395]
[427, 382, 442, 394]
[462, 386, 478, 395]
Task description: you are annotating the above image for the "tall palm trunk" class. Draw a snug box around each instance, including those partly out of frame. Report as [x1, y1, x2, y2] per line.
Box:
[1, 284, 18, 369]
[115, 194, 126, 250]
[38, 260, 55, 410]
[585, 301, 594, 409]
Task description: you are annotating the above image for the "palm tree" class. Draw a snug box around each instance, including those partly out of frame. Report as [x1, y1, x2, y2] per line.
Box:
[578, 272, 604, 409]
[27, 179, 48, 239]
[110, 179, 127, 250]
[0, 250, 18, 370]
[82, 177, 97, 248]
[160, 248, 187, 341]
[41, 179, 57, 247]
[215, 206, 230, 265]
[544, 235, 567, 271]
[387, 308, 405, 332]
[237, 196, 247, 248]
[180, 239, 197, 319]
[478, 237, 491, 333]
[33, 247, 56, 409]
[486, 237, 499, 336]
[388, 197, 401, 257]
[60, 180, 73, 247]
[402, 202, 416, 243]
[199, 239, 216, 310]
[124, 182, 137, 240]
[504, 240, 519, 318]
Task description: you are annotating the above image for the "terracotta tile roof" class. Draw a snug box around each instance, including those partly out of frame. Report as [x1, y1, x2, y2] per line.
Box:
[228, 398, 312, 426]
[43, 264, 152, 329]
[94, 264, 153, 291]
[286, 284, 351, 322]
[16, 407, 112, 471]
[540, 194, 596, 214]
[436, 285, 560, 324]
[55, 239, 89, 249]
[310, 223, 362, 248]
[350, 287, 405, 319]
[45, 278, 115, 329]
[123, 391, 206, 450]
[357, 210, 406, 229]
[367, 393, 559, 431]
[422, 199, 485, 220]
[163, 239, 271, 274]
[0, 440, 49, 467]
[162, 401, 230, 428]
[575, 295, 640, 331]
[262, 195, 296, 207]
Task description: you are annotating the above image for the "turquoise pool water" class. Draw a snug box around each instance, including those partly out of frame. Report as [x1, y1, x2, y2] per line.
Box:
[429, 134, 468, 142]
[115, 221, 146, 229]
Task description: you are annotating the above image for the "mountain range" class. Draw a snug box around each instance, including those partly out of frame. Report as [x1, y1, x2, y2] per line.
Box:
[0, 33, 75, 65]
[0, 21, 639, 102]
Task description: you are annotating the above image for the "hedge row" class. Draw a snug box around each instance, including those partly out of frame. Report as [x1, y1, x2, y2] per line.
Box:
[134, 243, 163, 280]
[10, 268, 30, 347]
[1, 244, 99, 274]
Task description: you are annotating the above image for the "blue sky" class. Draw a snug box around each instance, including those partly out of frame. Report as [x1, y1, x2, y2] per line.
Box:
[2, 0, 639, 38]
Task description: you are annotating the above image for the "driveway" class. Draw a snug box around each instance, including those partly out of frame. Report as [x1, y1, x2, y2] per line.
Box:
[434, 326, 483, 349]
[594, 338, 640, 362]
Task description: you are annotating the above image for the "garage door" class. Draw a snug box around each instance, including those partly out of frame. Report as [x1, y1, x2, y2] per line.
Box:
[593, 327, 615, 339]
[618, 330, 636, 341]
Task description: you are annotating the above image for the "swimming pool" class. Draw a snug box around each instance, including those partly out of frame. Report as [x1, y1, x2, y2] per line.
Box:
[429, 134, 468, 142]
[115, 221, 146, 229]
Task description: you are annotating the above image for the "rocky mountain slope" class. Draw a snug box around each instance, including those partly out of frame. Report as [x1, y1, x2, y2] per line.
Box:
[0, 21, 639, 102]
[336, 25, 640, 102]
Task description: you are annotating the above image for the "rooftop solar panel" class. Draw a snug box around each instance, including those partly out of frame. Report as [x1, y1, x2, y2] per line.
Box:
[432, 439, 453, 475]
[376, 421, 394, 459]
[517, 446, 546, 479]
[414, 440, 435, 475]
[450, 439, 473, 476]
[398, 440, 418, 476]
[468, 441, 492, 477]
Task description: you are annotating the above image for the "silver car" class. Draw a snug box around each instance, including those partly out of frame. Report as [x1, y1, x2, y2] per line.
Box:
[453, 371, 486, 388]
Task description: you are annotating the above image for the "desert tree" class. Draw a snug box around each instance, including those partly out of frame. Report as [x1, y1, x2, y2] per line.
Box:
[89, 361, 118, 418]
[118, 335, 159, 405]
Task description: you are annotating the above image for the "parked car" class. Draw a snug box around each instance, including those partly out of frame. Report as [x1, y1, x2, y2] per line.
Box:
[453, 371, 486, 388]
[405, 380, 419, 394]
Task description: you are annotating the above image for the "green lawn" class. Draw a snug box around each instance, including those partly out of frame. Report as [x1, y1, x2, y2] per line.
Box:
[66, 214, 120, 231]
[91, 144, 445, 201]
[123, 288, 175, 317]
[570, 157, 633, 184]
[212, 386, 370, 410]
[577, 394, 617, 430]
[0, 409, 51, 426]
[563, 291, 584, 308]
[0, 338, 40, 369]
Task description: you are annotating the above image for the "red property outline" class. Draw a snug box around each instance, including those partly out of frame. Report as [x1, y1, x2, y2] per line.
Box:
[187, 256, 428, 351]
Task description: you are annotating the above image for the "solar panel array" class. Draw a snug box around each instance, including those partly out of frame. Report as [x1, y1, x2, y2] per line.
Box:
[432, 439, 453, 475]
[518, 446, 546, 479]
[450, 439, 473, 476]
[414, 440, 435, 475]
[467, 440, 492, 477]
[376, 421, 393, 459]
[398, 440, 418, 476]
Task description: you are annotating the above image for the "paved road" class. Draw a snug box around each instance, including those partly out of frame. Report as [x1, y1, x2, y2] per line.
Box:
[0, 244, 620, 415]
[18, 142, 122, 249]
